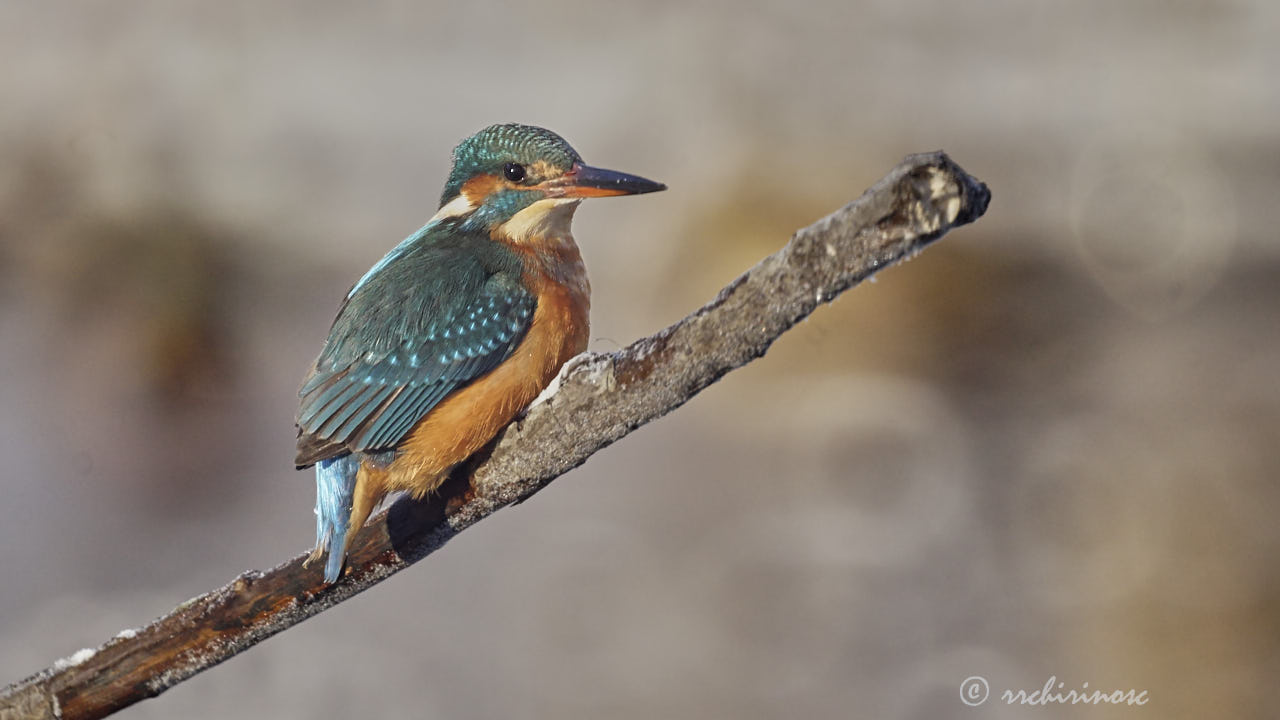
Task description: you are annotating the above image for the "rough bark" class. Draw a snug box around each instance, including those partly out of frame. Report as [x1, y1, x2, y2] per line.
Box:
[0, 151, 990, 720]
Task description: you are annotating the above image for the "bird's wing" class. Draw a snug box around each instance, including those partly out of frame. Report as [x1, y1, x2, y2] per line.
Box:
[295, 242, 534, 468]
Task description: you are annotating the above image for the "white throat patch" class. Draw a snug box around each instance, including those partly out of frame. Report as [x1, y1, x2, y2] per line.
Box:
[496, 198, 581, 246]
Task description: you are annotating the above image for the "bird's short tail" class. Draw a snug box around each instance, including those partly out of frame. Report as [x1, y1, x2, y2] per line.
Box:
[313, 455, 358, 582]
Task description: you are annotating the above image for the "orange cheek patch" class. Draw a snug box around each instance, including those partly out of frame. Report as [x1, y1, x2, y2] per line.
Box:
[461, 173, 502, 205]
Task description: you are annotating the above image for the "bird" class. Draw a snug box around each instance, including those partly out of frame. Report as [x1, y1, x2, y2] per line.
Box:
[295, 123, 665, 582]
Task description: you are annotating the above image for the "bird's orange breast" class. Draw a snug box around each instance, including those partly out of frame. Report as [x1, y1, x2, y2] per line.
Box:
[380, 233, 590, 496]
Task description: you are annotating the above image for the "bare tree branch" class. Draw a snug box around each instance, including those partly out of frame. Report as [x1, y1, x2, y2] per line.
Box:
[0, 151, 990, 720]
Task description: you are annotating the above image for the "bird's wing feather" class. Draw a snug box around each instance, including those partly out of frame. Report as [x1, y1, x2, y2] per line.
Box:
[295, 238, 534, 468]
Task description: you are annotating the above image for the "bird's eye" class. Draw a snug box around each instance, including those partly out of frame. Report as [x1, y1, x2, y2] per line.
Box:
[503, 162, 526, 183]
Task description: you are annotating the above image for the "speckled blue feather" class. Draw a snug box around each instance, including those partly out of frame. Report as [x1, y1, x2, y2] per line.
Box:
[296, 223, 534, 466]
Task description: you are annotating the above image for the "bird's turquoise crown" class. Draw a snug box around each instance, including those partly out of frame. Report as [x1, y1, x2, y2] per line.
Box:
[440, 123, 582, 208]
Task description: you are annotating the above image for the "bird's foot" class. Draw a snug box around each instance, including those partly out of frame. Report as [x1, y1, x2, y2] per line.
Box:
[303, 545, 325, 569]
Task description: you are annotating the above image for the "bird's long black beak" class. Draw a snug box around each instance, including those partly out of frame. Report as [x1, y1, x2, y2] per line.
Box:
[552, 162, 666, 198]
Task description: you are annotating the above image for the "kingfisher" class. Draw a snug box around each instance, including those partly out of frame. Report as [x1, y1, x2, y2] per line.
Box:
[295, 124, 665, 582]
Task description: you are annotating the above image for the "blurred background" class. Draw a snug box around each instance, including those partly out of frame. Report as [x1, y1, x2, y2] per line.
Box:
[2, 1, 1277, 717]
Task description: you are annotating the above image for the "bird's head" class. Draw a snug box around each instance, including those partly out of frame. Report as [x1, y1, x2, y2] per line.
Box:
[437, 124, 665, 242]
